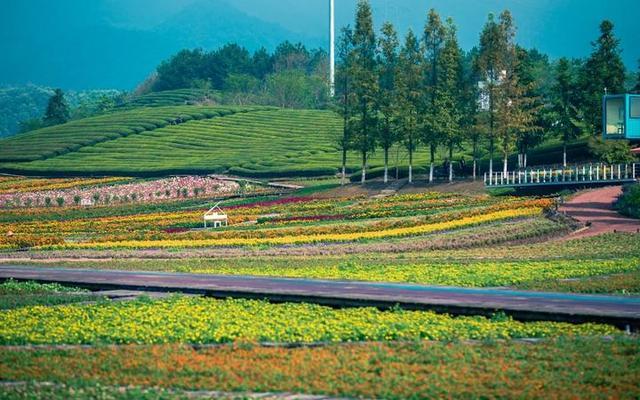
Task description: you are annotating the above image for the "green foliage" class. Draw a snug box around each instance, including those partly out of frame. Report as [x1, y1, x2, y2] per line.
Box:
[616, 183, 640, 219]
[587, 137, 636, 164]
[42, 89, 70, 126]
[0, 280, 95, 310]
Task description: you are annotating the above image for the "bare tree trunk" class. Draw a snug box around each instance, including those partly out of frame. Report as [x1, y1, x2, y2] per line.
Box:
[473, 160, 477, 181]
[341, 148, 347, 186]
[489, 138, 494, 176]
[503, 154, 508, 176]
[563, 143, 567, 167]
[472, 138, 478, 181]
[524, 152, 527, 168]
[448, 146, 453, 183]
[361, 151, 367, 184]
[383, 147, 389, 183]
[408, 147, 413, 184]
[429, 144, 435, 183]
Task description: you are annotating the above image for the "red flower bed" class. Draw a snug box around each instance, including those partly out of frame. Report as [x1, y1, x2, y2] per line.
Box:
[269, 214, 347, 223]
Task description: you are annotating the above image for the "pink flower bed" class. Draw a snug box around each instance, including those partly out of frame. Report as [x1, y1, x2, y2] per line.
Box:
[0, 176, 240, 208]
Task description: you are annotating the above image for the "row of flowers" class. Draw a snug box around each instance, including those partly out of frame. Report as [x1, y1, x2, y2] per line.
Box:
[34, 207, 545, 249]
[0, 176, 241, 208]
[0, 176, 130, 195]
[0, 296, 618, 345]
[0, 194, 553, 249]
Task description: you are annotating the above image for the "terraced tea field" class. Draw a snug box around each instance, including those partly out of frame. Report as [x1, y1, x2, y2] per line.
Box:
[118, 88, 219, 109]
[0, 105, 263, 163]
[8, 110, 343, 176]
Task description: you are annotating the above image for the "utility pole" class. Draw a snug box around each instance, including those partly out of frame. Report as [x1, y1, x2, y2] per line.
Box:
[330, 0, 335, 96]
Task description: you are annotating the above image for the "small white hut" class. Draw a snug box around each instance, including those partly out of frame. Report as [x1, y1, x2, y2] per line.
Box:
[203, 202, 228, 228]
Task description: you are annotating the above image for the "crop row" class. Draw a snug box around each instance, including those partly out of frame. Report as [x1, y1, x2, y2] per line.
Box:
[8, 110, 341, 176]
[0, 105, 267, 163]
[119, 89, 218, 109]
[1, 339, 637, 399]
[0, 297, 617, 345]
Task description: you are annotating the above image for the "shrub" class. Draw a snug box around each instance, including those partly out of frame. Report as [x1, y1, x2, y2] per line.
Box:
[616, 183, 640, 219]
[73, 195, 81, 205]
[56, 197, 64, 207]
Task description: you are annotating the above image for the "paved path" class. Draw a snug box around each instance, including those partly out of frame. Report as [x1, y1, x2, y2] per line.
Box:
[560, 185, 640, 238]
[1, 266, 639, 329]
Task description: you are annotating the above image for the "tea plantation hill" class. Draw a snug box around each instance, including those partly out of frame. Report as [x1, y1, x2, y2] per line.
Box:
[0, 89, 592, 179]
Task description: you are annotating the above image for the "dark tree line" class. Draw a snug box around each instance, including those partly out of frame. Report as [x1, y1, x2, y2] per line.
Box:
[151, 42, 330, 108]
[335, 0, 635, 185]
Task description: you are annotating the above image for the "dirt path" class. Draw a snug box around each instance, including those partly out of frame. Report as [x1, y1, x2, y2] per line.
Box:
[560, 185, 640, 238]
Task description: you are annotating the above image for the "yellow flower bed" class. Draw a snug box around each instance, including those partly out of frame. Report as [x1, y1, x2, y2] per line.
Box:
[0, 297, 618, 345]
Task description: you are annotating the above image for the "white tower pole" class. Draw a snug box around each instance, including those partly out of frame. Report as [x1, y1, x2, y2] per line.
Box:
[329, 0, 335, 96]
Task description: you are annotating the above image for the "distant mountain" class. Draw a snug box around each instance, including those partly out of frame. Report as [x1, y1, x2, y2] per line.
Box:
[0, 0, 323, 90]
[155, 0, 323, 52]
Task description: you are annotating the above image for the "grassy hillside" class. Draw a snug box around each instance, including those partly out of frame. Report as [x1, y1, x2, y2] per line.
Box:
[0, 105, 262, 163]
[0, 108, 345, 177]
[0, 99, 596, 178]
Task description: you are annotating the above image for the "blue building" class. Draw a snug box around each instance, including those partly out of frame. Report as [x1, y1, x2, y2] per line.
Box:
[603, 94, 640, 141]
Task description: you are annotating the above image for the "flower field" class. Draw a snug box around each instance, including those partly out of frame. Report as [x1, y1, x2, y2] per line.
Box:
[0, 176, 241, 208]
[2, 339, 638, 399]
[0, 178, 638, 398]
[0, 191, 552, 249]
[0, 296, 617, 345]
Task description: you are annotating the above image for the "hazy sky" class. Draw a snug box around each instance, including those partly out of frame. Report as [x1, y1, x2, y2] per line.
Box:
[100, 0, 639, 66]
[1, 0, 638, 88]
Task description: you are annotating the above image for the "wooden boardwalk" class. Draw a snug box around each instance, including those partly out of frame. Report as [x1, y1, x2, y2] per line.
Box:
[1, 266, 639, 329]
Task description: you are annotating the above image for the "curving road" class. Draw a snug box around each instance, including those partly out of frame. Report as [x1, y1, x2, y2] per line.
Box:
[1, 266, 639, 329]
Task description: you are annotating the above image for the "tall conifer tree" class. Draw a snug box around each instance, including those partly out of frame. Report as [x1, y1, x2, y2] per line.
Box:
[476, 13, 507, 176]
[433, 19, 463, 182]
[350, 0, 378, 183]
[335, 26, 355, 185]
[43, 89, 70, 126]
[377, 22, 400, 183]
[395, 30, 422, 184]
[422, 9, 446, 183]
[580, 20, 626, 135]
[552, 57, 583, 166]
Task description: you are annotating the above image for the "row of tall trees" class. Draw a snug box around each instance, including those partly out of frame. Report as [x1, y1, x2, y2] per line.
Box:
[336, 0, 635, 184]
